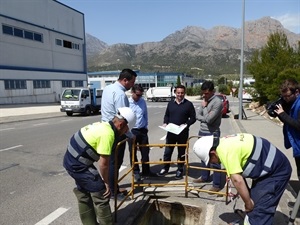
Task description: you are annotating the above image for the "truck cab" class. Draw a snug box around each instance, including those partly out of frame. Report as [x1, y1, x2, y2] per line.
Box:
[60, 88, 102, 116]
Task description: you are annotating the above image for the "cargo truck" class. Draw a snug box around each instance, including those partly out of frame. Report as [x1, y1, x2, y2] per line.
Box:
[60, 88, 102, 116]
[146, 87, 175, 102]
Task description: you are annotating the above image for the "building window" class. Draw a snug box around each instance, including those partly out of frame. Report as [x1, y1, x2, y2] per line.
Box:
[33, 80, 50, 88]
[56, 39, 62, 46]
[63, 40, 72, 49]
[2, 25, 13, 35]
[2, 24, 43, 43]
[62, 80, 72, 87]
[4, 80, 27, 89]
[75, 81, 84, 87]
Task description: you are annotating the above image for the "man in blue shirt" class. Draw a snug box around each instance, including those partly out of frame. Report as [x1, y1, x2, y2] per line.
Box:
[128, 84, 156, 181]
[157, 85, 196, 179]
[101, 68, 137, 200]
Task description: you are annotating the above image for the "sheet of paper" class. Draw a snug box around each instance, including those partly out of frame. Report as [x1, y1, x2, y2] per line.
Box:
[159, 123, 187, 135]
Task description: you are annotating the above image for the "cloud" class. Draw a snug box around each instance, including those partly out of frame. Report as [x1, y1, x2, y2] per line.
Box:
[272, 13, 300, 34]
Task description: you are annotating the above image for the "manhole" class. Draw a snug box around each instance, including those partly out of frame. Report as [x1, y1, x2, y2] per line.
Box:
[135, 199, 203, 225]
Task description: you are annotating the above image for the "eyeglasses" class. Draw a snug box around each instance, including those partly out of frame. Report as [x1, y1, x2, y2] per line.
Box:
[134, 93, 143, 97]
[281, 93, 294, 99]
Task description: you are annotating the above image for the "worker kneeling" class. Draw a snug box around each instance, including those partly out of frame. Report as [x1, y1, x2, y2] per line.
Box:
[63, 107, 136, 225]
[193, 133, 292, 225]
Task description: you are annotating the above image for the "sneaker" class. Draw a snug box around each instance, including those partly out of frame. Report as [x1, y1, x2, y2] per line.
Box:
[192, 177, 209, 183]
[134, 173, 141, 182]
[157, 169, 168, 176]
[111, 192, 130, 201]
[175, 170, 183, 179]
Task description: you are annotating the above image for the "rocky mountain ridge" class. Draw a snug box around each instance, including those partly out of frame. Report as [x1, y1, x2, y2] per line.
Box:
[86, 17, 299, 75]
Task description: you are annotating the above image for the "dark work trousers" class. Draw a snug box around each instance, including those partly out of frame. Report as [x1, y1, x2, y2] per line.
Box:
[109, 134, 126, 195]
[246, 149, 292, 225]
[128, 128, 150, 175]
[295, 156, 300, 180]
[198, 130, 226, 189]
[162, 130, 189, 172]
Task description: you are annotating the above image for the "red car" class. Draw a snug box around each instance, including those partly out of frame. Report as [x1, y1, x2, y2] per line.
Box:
[215, 94, 230, 117]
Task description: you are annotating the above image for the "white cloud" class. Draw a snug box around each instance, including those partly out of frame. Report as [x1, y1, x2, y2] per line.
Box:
[272, 13, 300, 34]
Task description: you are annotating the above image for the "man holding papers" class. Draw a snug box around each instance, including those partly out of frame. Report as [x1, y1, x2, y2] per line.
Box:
[157, 85, 196, 179]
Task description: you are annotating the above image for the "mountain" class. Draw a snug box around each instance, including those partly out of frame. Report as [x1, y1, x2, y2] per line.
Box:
[86, 17, 300, 75]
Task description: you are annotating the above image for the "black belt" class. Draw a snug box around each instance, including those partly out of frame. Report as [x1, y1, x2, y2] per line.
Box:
[132, 127, 147, 132]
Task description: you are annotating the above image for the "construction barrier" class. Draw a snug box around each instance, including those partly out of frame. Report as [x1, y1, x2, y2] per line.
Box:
[113, 136, 231, 222]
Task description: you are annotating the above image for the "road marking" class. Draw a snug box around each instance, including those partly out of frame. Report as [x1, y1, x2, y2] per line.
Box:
[119, 165, 127, 172]
[0, 127, 15, 131]
[204, 204, 215, 225]
[35, 207, 70, 225]
[33, 123, 48, 126]
[0, 145, 23, 152]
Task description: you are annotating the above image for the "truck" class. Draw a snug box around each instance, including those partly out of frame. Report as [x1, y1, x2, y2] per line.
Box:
[146, 87, 175, 102]
[60, 88, 102, 116]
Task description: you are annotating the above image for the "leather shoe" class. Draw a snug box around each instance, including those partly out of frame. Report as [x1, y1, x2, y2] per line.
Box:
[192, 177, 209, 183]
[208, 186, 221, 195]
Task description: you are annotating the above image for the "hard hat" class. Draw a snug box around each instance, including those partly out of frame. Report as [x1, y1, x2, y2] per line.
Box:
[193, 135, 214, 165]
[117, 107, 136, 130]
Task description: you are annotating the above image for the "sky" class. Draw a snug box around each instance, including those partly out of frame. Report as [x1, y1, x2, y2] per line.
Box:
[58, 0, 300, 45]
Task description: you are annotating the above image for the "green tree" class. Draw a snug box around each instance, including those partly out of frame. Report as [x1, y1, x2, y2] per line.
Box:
[247, 32, 299, 103]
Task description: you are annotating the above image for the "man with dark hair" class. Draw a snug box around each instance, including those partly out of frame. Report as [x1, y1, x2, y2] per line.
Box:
[128, 84, 156, 181]
[101, 68, 137, 200]
[274, 78, 300, 181]
[193, 133, 292, 225]
[193, 81, 226, 193]
[157, 85, 196, 179]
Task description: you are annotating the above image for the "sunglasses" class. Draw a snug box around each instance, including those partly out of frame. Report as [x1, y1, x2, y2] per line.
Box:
[134, 93, 143, 97]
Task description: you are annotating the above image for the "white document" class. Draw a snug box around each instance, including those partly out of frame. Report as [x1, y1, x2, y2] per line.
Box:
[159, 123, 187, 135]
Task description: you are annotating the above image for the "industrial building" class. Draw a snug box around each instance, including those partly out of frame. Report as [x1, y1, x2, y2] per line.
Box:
[0, 0, 86, 104]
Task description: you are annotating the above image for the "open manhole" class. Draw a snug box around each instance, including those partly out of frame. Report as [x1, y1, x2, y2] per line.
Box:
[134, 199, 204, 225]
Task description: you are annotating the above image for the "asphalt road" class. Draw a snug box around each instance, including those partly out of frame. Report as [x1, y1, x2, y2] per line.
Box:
[0, 100, 298, 225]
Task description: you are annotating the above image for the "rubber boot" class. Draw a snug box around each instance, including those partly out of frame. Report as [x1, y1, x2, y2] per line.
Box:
[90, 191, 113, 225]
[73, 188, 99, 225]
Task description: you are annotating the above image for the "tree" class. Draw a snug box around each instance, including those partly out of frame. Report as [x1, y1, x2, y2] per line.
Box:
[247, 32, 299, 103]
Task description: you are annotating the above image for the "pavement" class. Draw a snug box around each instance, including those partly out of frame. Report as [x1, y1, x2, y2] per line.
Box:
[1, 96, 299, 224]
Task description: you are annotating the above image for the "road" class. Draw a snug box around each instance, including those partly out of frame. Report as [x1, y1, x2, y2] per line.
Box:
[0, 100, 292, 225]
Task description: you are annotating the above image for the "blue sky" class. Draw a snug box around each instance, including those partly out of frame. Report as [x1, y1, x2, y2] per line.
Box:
[58, 0, 299, 45]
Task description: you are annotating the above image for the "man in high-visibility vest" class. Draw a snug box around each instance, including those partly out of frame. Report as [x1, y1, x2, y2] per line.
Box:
[63, 107, 136, 225]
[193, 133, 292, 225]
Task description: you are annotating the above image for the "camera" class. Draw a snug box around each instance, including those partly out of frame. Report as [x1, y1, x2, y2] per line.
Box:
[266, 97, 283, 117]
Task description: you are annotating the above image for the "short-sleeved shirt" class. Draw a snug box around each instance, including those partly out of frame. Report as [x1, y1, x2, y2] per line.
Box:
[81, 122, 115, 155]
[216, 133, 254, 176]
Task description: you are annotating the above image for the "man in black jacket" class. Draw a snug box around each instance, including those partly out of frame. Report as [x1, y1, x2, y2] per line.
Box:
[157, 85, 196, 179]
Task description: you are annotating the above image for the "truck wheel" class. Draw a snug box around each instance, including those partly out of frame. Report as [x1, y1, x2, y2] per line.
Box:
[85, 107, 91, 116]
[66, 112, 73, 116]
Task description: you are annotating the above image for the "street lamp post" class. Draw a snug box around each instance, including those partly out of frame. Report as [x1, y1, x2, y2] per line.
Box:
[238, 0, 245, 120]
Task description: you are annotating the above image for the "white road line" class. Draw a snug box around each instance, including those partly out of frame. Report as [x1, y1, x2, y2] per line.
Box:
[119, 165, 127, 172]
[0, 127, 15, 131]
[204, 204, 215, 225]
[35, 207, 70, 225]
[33, 123, 48, 126]
[0, 145, 23, 152]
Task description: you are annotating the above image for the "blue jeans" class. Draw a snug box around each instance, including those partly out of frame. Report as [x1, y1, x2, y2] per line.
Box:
[198, 130, 226, 188]
[109, 134, 126, 194]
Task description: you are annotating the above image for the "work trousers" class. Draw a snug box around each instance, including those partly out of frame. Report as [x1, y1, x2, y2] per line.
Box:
[128, 128, 150, 174]
[162, 131, 189, 172]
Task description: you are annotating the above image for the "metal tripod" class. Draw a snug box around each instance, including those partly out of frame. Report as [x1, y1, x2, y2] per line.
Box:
[288, 191, 300, 225]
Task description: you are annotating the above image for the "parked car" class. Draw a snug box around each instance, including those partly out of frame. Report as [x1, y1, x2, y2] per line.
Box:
[215, 94, 230, 117]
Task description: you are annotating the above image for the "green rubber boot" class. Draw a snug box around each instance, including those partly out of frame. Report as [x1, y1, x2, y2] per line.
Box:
[90, 191, 113, 225]
[73, 188, 99, 225]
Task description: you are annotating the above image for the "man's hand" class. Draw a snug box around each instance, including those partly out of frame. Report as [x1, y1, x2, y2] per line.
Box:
[103, 183, 111, 198]
[244, 199, 254, 212]
[162, 123, 167, 127]
[274, 104, 284, 115]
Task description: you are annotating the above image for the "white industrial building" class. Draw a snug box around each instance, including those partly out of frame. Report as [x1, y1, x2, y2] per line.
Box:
[0, 0, 86, 104]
